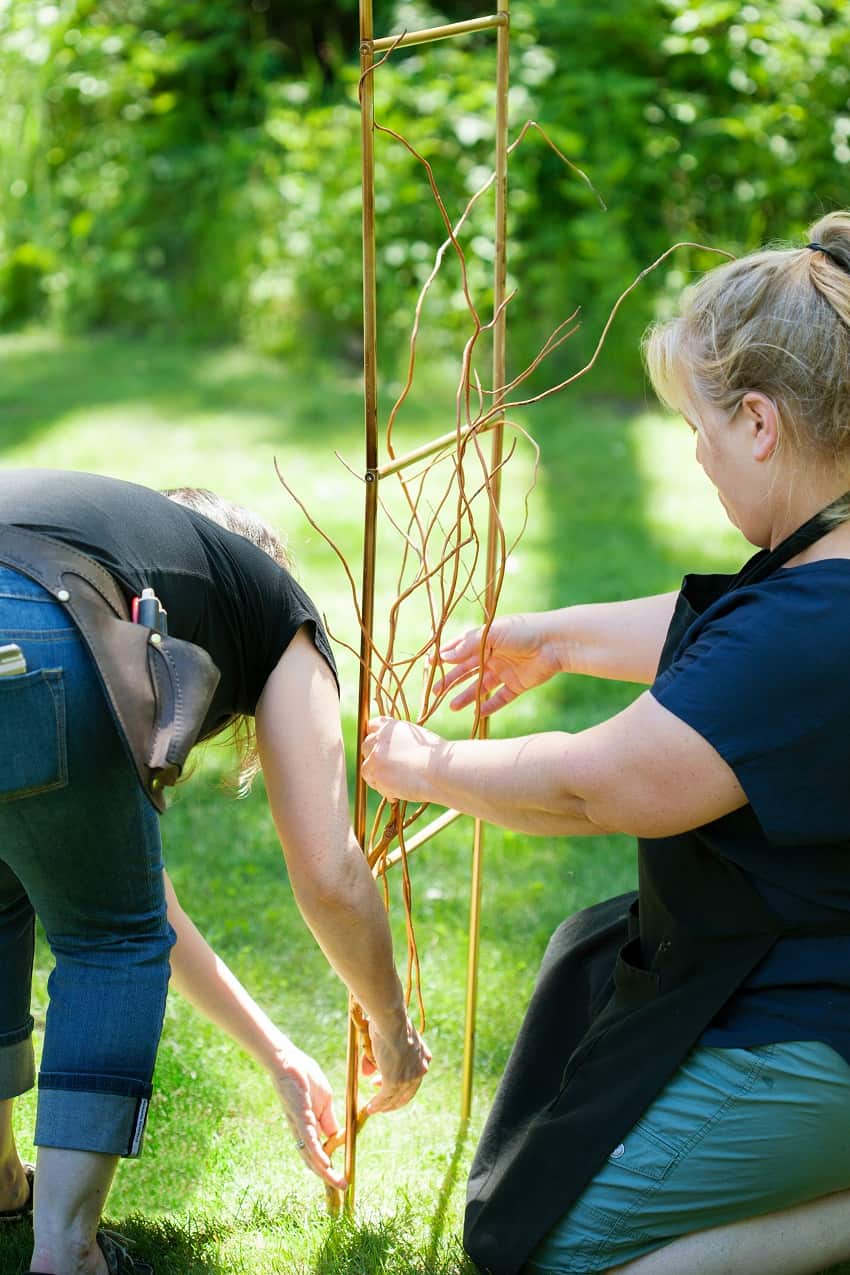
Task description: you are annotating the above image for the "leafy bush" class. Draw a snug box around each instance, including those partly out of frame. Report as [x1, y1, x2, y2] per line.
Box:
[1, 0, 848, 385]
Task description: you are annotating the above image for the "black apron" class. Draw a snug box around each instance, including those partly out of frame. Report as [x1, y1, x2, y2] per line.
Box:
[464, 503, 850, 1275]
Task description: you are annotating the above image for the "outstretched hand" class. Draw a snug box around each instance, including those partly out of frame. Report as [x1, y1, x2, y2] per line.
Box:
[434, 614, 564, 716]
[272, 1043, 348, 1189]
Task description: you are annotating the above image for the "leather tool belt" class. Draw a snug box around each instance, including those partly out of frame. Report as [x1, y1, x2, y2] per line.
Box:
[0, 524, 220, 812]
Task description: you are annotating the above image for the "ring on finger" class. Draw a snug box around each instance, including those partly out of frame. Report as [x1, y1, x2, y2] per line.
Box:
[295, 1138, 306, 1150]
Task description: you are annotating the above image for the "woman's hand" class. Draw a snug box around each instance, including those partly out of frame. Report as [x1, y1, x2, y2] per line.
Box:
[272, 1043, 348, 1190]
[362, 1008, 432, 1115]
[434, 613, 564, 716]
[361, 716, 445, 804]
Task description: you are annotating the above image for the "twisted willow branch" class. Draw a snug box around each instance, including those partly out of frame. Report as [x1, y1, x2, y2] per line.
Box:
[276, 19, 730, 1185]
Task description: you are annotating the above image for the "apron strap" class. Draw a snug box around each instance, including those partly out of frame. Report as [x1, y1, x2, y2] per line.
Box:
[731, 491, 850, 591]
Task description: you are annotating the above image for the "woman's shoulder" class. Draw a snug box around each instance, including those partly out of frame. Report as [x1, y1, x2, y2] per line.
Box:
[752, 557, 850, 616]
[669, 561, 850, 681]
[723, 557, 850, 613]
[778, 556, 850, 578]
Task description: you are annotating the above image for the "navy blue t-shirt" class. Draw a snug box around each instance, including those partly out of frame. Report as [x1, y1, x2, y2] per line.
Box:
[650, 560, 850, 1061]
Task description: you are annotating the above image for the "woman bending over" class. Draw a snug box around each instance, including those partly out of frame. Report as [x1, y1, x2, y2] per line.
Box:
[0, 473, 429, 1275]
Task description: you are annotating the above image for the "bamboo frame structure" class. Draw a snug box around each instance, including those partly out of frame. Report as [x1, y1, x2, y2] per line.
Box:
[343, 0, 511, 1208]
[277, 12, 731, 1212]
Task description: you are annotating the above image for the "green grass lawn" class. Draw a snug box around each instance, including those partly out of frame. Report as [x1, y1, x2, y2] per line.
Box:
[0, 330, 847, 1275]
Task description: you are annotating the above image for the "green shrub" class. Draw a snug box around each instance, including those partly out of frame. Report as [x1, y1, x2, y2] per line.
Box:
[1, 0, 848, 387]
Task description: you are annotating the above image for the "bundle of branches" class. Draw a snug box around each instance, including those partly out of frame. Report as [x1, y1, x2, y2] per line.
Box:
[278, 43, 726, 1164]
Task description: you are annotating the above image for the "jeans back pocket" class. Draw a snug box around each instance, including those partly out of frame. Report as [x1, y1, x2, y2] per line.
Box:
[0, 668, 67, 801]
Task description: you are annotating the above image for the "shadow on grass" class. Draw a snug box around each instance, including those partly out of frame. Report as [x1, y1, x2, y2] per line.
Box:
[108, 1214, 233, 1275]
[0, 1219, 30, 1275]
[425, 1119, 470, 1271]
[0, 332, 363, 457]
[311, 1209, 473, 1275]
[312, 1216, 398, 1275]
[4, 1210, 848, 1275]
[0, 1213, 231, 1275]
[0, 330, 466, 461]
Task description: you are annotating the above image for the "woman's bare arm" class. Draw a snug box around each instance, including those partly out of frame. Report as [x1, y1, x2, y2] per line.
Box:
[164, 870, 346, 1188]
[254, 627, 430, 1114]
[436, 593, 679, 716]
[362, 691, 746, 840]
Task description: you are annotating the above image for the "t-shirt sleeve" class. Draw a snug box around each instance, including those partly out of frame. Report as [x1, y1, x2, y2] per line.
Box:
[193, 517, 340, 714]
[269, 571, 339, 694]
[247, 550, 340, 706]
[650, 579, 850, 845]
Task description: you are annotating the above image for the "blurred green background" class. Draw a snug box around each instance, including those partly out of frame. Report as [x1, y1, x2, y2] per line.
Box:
[3, 4, 850, 1271]
[1, 0, 849, 388]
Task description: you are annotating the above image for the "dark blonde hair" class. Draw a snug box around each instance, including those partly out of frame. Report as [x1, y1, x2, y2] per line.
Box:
[643, 212, 850, 477]
[163, 486, 292, 796]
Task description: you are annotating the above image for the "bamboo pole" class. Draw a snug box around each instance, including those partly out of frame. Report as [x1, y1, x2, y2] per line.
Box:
[460, 0, 510, 1124]
[373, 13, 507, 52]
[377, 418, 499, 480]
[344, 0, 511, 1200]
[344, 0, 379, 1212]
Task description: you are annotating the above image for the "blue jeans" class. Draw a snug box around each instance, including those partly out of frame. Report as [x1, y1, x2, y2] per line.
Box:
[0, 566, 174, 1156]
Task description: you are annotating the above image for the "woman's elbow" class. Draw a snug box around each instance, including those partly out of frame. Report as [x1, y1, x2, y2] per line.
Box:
[287, 847, 369, 917]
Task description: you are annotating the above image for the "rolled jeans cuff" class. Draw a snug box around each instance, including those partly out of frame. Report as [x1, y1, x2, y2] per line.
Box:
[35, 1073, 153, 1158]
[0, 1017, 36, 1099]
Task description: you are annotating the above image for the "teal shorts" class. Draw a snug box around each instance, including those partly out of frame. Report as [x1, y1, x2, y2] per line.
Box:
[524, 1040, 850, 1275]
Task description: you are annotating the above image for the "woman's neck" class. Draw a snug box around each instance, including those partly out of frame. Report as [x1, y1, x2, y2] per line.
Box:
[782, 518, 850, 567]
[767, 463, 850, 554]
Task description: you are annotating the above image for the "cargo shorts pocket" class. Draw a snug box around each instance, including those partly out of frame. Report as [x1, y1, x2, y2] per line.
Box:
[0, 668, 67, 801]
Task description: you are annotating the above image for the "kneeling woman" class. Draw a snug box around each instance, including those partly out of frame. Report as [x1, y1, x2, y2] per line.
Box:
[362, 213, 850, 1275]
[0, 473, 429, 1275]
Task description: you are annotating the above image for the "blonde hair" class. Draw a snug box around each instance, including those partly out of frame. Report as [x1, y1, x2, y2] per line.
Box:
[163, 487, 292, 797]
[643, 212, 850, 472]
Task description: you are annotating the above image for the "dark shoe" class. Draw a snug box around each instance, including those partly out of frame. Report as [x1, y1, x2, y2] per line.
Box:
[98, 1231, 154, 1275]
[0, 1162, 34, 1222]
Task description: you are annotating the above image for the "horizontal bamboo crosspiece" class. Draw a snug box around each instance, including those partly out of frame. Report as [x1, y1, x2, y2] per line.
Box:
[371, 13, 508, 52]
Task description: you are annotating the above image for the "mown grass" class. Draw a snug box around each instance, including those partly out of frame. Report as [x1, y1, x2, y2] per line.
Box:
[0, 330, 847, 1275]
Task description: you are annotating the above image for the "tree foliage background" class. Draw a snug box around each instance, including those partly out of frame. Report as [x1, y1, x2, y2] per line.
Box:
[1, 0, 849, 384]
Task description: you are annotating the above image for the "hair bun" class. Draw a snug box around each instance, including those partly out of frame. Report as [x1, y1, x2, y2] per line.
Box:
[807, 212, 850, 274]
[644, 209, 850, 465]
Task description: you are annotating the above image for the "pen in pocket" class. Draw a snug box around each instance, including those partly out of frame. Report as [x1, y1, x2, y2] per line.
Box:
[132, 588, 168, 636]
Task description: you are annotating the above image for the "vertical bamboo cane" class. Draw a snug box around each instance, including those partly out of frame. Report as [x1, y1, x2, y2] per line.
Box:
[345, 0, 511, 1192]
[460, 0, 510, 1123]
[344, 0, 379, 1211]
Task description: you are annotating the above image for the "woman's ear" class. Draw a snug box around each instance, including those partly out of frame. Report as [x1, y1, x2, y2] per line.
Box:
[739, 392, 780, 462]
